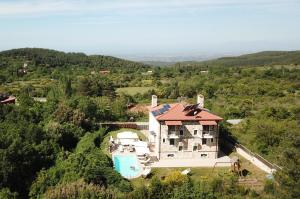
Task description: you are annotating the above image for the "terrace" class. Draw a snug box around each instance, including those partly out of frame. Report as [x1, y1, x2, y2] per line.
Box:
[101, 129, 154, 179]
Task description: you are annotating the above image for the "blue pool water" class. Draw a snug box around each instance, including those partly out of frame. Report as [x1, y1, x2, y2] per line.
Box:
[113, 155, 141, 179]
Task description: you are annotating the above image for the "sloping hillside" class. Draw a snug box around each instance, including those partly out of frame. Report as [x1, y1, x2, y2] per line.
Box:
[0, 48, 150, 70]
[179, 51, 300, 67]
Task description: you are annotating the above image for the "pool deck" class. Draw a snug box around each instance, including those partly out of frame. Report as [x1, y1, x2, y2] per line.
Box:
[111, 143, 231, 179]
[113, 151, 230, 172]
[150, 155, 231, 168]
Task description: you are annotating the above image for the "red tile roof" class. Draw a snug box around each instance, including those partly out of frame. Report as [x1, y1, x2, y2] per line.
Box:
[165, 120, 183, 125]
[0, 96, 16, 104]
[199, 120, 217, 125]
[150, 103, 222, 122]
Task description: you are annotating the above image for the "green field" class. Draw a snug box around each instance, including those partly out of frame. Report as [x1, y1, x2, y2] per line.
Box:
[0, 78, 57, 95]
[130, 167, 230, 188]
[116, 86, 155, 96]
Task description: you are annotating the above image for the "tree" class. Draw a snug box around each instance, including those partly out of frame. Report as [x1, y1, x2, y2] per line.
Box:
[64, 77, 72, 97]
[43, 179, 109, 199]
[0, 188, 18, 199]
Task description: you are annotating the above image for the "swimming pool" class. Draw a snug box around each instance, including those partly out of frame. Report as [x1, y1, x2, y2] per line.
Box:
[113, 154, 141, 179]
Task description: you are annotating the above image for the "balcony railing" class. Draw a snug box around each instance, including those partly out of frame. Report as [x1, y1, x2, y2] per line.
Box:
[193, 130, 215, 138]
[168, 131, 179, 139]
[202, 130, 215, 134]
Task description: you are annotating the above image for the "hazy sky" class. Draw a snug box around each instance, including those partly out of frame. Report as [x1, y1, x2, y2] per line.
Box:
[1, 0, 300, 58]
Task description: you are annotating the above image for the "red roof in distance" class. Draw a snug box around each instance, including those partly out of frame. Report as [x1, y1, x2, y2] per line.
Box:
[0, 96, 16, 104]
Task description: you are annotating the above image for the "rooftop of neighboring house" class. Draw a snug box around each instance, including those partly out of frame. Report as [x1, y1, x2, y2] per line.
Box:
[0, 93, 16, 104]
[148, 95, 223, 123]
[99, 70, 110, 74]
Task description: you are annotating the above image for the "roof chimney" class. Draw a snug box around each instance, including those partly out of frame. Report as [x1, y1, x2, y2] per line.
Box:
[197, 94, 204, 108]
[151, 95, 158, 107]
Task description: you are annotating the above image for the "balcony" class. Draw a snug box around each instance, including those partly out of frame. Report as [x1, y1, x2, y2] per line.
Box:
[168, 131, 179, 139]
[202, 130, 215, 138]
[193, 133, 202, 138]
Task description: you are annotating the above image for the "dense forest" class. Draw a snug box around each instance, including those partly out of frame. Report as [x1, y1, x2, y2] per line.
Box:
[0, 48, 299, 199]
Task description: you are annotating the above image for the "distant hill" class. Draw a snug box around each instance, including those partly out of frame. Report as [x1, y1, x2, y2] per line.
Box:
[178, 51, 300, 67]
[1, 49, 299, 69]
[0, 48, 150, 71]
[141, 61, 176, 67]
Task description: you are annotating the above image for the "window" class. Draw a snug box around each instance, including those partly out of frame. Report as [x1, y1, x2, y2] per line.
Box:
[163, 138, 165, 143]
[194, 130, 197, 135]
[193, 145, 197, 151]
[203, 125, 209, 131]
[170, 139, 175, 145]
[167, 154, 174, 157]
[179, 146, 183, 151]
[168, 125, 175, 131]
[180, 130, 184, 136]
[202, 138, 207, 145]
[201, 154, 208, 158]
[211, 138, 214, 143]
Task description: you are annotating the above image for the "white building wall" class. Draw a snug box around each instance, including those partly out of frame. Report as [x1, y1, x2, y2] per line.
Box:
[148, 112, 161, 158]
[159, 122, 218, 160]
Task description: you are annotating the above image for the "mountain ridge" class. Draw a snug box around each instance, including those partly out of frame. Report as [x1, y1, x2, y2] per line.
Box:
[175, 50, 300, 67]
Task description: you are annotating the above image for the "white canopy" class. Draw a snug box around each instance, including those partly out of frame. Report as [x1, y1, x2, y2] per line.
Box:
[117, 131, 139, 139]
[119, 139, 135, 146]
[135, 146, 150, 156]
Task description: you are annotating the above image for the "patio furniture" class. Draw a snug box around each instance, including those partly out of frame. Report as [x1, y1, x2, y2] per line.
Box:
[140, 158, 151, 165]
[129, 145, 135, 152]
[135, 143, 150, 156]
[119, 145, 124, 153]
[138, 155, 147, 160]
[142, 167, 151, 178]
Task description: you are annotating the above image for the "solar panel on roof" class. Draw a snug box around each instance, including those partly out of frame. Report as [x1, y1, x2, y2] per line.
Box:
[152, 105, 171, 117]
[160, 107, 168, 113]
[152, 111, 160, 116]
[163, 104, 171, 109]
[157, 109, 164, 114]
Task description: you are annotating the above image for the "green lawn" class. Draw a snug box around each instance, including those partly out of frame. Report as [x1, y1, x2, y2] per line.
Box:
[116, 87, 155, 96]
[130, 167, 231, 188]
[100, 128, 148, 157]
[131, 159, 267, 191]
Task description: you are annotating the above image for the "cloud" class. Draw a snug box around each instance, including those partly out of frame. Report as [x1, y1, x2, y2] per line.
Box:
[0, 0, 296, 16]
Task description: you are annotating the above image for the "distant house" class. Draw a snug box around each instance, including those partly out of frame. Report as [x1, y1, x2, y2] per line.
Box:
[17, 62, 28, 76]
[148, 95, 223, 160]
[100, 70, 110, 75]
[226, 119, 243, 125]
[0, 93, 16, 104]
[142, 70, 153, 75]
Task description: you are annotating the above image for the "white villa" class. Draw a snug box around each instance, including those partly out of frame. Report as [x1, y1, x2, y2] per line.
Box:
[148, 95, 223, 160]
